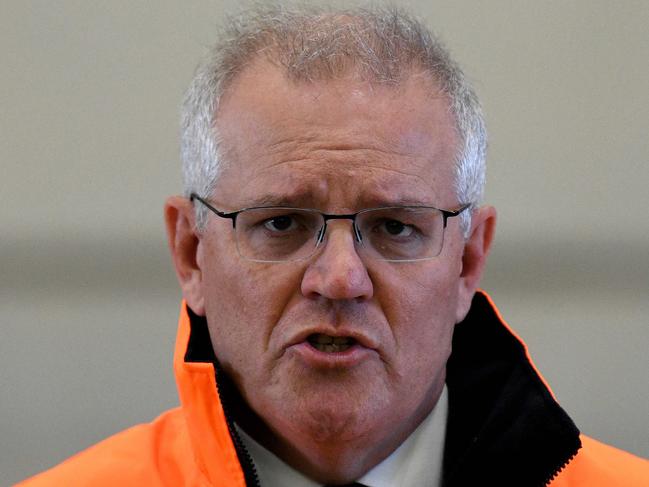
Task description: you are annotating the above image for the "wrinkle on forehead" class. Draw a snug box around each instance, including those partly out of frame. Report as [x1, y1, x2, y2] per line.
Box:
[223, 127, 453, 190]
[214, 61, 458, 209]
[218, 149, 453, 214]
[224, 113, 456, 173]
[265, 135, 434, 164]
[223, 158, 445, 212]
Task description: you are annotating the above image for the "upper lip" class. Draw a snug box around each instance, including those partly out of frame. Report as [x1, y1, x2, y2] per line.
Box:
[286, 327, 378, 351]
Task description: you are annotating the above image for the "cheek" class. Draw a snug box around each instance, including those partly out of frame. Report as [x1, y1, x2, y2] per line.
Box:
[201, 244, 300, 372]
[380, 261, 461, 372]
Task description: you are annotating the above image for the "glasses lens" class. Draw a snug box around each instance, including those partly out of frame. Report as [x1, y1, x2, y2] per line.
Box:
[357, 207, 444, 261]
[235, 208, 323, 262]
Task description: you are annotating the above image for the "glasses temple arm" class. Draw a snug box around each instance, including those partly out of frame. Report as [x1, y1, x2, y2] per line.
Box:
[190, 193, 239, 225]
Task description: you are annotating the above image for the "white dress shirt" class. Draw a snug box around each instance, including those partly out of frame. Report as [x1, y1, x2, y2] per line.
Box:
[235, 385, 448, 487]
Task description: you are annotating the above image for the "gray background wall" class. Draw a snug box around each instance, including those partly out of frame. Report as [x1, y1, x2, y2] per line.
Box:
[2, 1, 648, 484]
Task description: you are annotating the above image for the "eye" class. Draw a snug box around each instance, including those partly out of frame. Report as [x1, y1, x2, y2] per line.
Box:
[381, 219, 415, 237]
[263, 215, 297, 232]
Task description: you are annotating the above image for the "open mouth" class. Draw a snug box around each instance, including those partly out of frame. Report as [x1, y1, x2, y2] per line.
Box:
[307, 333, 357, 353]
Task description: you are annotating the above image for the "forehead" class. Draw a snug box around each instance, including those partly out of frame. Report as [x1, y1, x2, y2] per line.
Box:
[214, 61, 459, 210]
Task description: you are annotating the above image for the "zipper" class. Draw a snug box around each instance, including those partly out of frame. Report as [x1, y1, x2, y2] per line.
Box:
[542, 448, 580, 486]
[213, 362, 261, 487]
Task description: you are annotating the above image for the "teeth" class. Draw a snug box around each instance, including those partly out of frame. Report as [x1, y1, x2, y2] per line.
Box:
[308, 334, 355, 353]
[312, 342, 352, 353]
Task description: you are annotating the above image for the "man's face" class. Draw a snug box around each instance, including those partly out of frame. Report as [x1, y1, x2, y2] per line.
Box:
[191, 62, 476, 473]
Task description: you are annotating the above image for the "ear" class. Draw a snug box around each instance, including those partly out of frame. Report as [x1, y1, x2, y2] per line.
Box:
[455, 205, 497, 322]
[164, 196, 205, 315]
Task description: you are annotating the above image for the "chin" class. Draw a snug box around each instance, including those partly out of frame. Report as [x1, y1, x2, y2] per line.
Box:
[286, 379, 391, 444]
[301, 405, 365, 443]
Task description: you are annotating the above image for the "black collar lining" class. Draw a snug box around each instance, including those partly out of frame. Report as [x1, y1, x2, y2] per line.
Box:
[443, 292, 581, 486]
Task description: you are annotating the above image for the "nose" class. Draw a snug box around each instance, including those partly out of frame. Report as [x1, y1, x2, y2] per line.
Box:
[301, 221, 374, 301]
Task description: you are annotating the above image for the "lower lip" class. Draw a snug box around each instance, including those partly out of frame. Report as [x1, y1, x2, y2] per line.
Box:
[289, 341, 375, 368]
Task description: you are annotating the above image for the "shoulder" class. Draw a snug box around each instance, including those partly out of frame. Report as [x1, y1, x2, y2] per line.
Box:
[16, 407, 207, 487]
[550, 434, 649, 487]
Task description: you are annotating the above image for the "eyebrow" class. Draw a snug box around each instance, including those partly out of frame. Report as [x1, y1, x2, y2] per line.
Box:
[361, 195, 441, 208]
[242, 192, 315, 208]
[241, 192, 442, 210]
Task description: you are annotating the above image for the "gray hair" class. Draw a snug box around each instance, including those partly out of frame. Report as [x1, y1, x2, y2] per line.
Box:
[181, 4, 486, 237]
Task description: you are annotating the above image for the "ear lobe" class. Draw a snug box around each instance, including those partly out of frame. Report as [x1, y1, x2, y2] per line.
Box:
[455, 206, 497, 322]
[164, 196, 205, 315]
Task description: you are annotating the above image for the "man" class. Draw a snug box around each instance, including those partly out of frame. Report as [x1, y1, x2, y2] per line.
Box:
[20, 5, 649, 486]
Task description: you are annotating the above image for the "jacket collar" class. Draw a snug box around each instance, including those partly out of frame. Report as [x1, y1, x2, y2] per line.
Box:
[174, 290, 581, 487]
[443, 291, 581, 486]
[173, 302, 247, 487]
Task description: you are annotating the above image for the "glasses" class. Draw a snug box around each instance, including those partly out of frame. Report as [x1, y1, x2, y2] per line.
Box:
[190, 193, 469, 263]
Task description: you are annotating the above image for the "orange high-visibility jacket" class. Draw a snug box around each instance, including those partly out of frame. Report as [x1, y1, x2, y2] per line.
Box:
[19, 291, 649, 486]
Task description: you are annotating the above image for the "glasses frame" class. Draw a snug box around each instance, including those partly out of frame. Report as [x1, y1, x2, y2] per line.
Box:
[190, 193, 470, 262]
